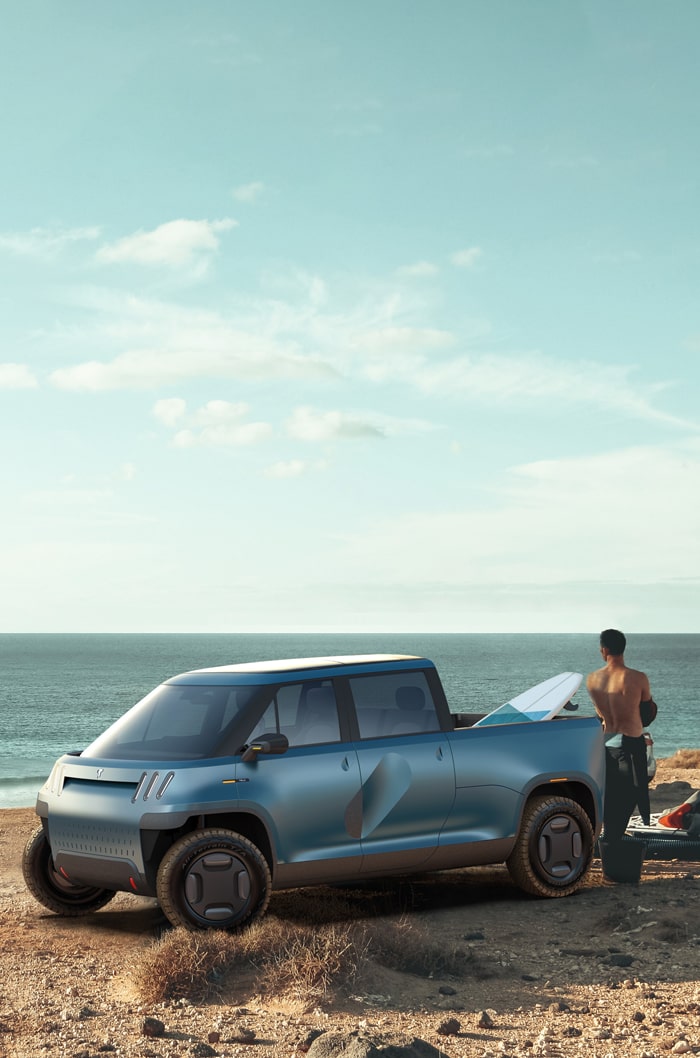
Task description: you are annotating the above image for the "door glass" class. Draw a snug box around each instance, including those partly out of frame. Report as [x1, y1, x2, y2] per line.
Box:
[247, 680, 341, 746]
[350, 671, 440, 738]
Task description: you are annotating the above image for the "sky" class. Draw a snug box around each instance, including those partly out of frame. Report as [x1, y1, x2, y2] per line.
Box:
[1, 2, 699, 634]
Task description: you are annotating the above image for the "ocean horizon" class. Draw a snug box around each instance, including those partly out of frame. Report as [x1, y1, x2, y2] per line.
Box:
[2, 632, 698, 809]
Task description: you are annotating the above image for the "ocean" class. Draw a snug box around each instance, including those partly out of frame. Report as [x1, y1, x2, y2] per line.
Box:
[2, 633, 697, 809]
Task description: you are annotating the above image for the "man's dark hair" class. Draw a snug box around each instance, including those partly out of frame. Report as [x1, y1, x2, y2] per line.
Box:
[600, 628, 626, 656]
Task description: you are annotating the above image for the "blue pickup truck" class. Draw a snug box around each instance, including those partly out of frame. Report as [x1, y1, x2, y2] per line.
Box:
[23, 654, 605, 931]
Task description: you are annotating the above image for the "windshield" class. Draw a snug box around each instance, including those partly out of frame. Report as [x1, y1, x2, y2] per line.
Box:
[83, 682, 262, 761]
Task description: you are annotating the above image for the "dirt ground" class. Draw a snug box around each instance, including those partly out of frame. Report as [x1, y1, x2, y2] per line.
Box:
[1, 760, 699, 1058]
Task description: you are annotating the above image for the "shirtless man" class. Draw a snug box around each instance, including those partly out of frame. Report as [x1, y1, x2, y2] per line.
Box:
[587, 628, 655, 839]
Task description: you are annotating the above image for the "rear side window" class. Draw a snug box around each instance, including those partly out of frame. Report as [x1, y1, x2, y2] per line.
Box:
[247, 680, 341, 747]
[349, 670, 440, 739]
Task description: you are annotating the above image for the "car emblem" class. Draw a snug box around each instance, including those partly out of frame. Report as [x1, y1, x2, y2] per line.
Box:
[96, 768, 104, 779]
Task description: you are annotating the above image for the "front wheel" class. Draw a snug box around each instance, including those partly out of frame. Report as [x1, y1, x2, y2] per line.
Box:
[22, 826, 116, 915]
[156, 828, 271, 931]
[507, 795, 594, 897]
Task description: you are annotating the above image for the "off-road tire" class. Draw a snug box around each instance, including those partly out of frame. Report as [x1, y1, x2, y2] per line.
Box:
[22, 826, 116, 915]
[507, 794, 594, 897]
[156, 828, 271, 931]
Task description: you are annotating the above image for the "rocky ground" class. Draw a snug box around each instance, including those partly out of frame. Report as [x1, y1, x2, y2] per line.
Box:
[1, 760, 699, 1058]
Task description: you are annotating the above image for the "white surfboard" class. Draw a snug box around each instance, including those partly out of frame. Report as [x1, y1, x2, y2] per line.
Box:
[473, 671, 583, 727]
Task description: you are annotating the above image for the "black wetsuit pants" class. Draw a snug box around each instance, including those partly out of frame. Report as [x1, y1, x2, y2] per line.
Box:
[604, 734, 651, 841]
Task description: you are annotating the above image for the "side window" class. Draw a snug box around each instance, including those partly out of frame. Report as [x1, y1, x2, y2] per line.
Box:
[247, 680, 341, 747]
[350, 671, 440, 739]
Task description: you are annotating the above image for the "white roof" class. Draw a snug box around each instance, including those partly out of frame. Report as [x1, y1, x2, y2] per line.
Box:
[191, 653, 422, 674]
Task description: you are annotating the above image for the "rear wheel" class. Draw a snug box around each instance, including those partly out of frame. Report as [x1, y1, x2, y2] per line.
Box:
[156, 828, 271, 931]
[507, 795, 594, 897]
[22, 826, 116, 915]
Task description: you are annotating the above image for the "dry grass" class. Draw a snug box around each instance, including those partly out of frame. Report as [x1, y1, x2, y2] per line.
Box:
[133, 929, 238, 1004]
[133, 889, 486, 1005]
[662, 748, 700, 770]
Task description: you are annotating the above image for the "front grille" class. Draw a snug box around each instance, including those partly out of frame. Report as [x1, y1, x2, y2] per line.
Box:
[50, 818, 140, 860]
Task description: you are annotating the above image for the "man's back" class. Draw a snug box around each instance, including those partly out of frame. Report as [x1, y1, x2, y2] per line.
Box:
[586, 662, 649, 737]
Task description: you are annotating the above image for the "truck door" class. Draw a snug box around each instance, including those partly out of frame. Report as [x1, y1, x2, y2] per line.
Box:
[236, 679, 363, 884]
[346, 671, 456, 873]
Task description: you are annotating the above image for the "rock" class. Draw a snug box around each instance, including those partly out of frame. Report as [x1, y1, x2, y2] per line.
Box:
[306, 1031, 444, 1058]
[609, 954, 634, 967]
[437, 1018, 461, 1036]
[191, 1044, 218, 1058]
[299, 1029, 326, 1052]
[230, 1026, 256, 1043]
[561, 1027, 581, 1038]
[438, 985, 457, 995]
[142, 1016, 166, 1038]
[671, 1042, 691, 1054]
[532, 1027, 562, 1056]
[463, 931, 485, 940]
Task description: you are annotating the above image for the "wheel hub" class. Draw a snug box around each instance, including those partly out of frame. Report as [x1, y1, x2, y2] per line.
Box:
[536, 813, 584, 883]
[184, 850, 253, 923]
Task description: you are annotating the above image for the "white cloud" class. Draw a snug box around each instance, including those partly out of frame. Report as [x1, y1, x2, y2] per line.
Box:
[0, 363, 38, 389]
[167, 400, 272, 448]
[352, 326, 455, 354]
[395, 261, 439, 278]
[191, 399, 248, 426]
[0, 226, 100, 258]
[50, 340, 335, 391]
[96, 218, 237, 268]
[40, 269, 690, 433]
[349, 326, 456, 383]
[232, 181, 265, 202]
[153, 397, 187, 426]
[45, 281, 341, 391]
[286, 406, 384, 442]
[450, 247, 482, 268]
[413, 352, 698, 429]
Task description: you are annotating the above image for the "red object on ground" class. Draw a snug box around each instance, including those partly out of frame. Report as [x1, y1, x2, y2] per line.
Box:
[658, 803, 692, 829]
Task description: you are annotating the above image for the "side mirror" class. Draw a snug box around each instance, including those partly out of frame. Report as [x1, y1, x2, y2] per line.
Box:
[241, 732, 289, 763]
